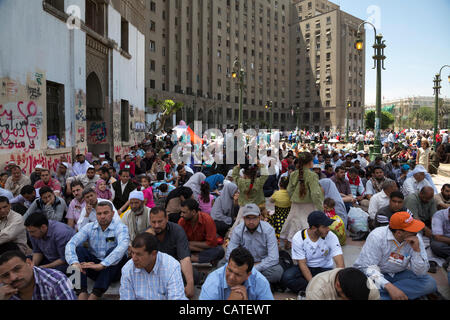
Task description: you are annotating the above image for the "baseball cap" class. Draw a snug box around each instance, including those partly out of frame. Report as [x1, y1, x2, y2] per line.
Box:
[307, 211, 334, 227]
[242, 203, 261, 217]
[389, 212, 424, 233]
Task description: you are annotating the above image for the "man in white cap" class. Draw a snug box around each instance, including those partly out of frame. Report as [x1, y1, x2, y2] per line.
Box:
[121, 191, 151, 243]
[402, 165, 435, 198]
[55, 162, 71, 196]
[30, 164, 44, 186]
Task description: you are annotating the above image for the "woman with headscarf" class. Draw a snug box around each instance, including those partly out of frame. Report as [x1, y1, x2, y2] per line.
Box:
[204, 173, 225, 194]
[211, 183, 239, 238]
[183, 172, 206, 199]
[319, 178, 348, 228]
[279, 152, 324, 248]
[402, 165, 437, 197]
[165, 186, 194, 223]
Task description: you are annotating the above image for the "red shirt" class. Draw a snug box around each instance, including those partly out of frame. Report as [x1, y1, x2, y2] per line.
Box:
[120, 161, 136, 177]
[34, 179, 62, 193]
[281, 159, 289, 174]
[178, 211, 218, 247]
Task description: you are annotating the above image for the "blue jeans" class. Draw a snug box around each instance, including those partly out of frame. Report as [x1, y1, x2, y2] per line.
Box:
[379, 270, 437, 300]
[76, 246, 127, 296]
[198, 246, 225, 264]
[280, 265, 331, 293]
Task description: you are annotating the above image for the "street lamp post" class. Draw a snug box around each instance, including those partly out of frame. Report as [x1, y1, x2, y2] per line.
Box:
[232, 58, 245, 129]
[296, 105, 301, 130]
[346, 100, 351, 142]
[433, 65, 450, 149]
[355, 22, 386, 159]
[265, 100, 273, 131]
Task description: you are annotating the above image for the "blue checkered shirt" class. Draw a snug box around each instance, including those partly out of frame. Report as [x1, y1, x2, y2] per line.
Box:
[65, 219, 129, 267]
[10, 267, 76, 300]
[119, 251, 188, 300]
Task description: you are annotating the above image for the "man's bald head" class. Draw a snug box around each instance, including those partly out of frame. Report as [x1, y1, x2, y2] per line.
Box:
[419, 186, 434, 203]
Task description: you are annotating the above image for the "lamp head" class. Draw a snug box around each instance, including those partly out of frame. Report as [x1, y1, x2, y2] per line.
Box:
[355, 38, 363, 51]
[232, 72, 237, 79]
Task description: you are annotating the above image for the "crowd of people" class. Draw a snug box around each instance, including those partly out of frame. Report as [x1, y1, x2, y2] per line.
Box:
[0, 126, 449, 301]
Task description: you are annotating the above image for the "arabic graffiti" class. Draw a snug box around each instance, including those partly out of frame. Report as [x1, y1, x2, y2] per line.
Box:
[88, 121, 107, 144]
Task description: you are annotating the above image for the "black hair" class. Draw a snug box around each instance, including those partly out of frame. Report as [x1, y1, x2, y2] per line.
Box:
[390, 191, 404, 200]
[348, 167, 358, 175]
[119, 169, 130, 176]
[324, 197, 335, 208]
[131, 232, 158, 254]
[373, 166, 384, 172]
[176, 164, 185, 172]
[335, 166, 345, 173]
[181, 198, 199, 211]
[150, 206, 167, 217]
[82, 188, 96, 198]
[24, 212, 49, 228]
[97, 201, 114, 211]
[0, 196, 9, 204]
[279, 176, 289, 189]
[70, 180, 84, 190]
[298, 152, 313, 198]
[324, 164, 333, 170]
[179, 187, 193, 199]
[442, 184, 450, 191]
[200, 181, 211, 203]
[39, 186, 53, 197]
[229, 247, 254, 273]
[0, 250, 27, 266]
[141, 175, 151, 183]
[99, 167, 110, 175]
[20, 185, 35, 196]
[336, 268, 371, 300]
[157, 183, 168, 192]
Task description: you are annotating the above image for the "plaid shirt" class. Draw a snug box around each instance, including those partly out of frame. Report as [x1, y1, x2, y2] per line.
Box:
[119, 252, 187, 300]
[10, 267, 76, 300]
[65, 219, 129, 267]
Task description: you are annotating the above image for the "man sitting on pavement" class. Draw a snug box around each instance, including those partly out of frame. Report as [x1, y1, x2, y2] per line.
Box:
[404, 186, 438, 238]
[121, 191, 151, 243]
[375, 191, 411, 228]
[365, 166, 392, 200]
[76, 188, 119, 230]
[146, 206, 196, 299]
[65, 201, 129, 300]
[72, 154, 91, 177]
[199, 246, 274, 300]
[435, 184, 450, 210]
[66, 166, 99, 196]
[429, 207, 450, 273]
[280, 211, 345, 296]
[225, 203, 284, 286]
[119, 232, 187, 300]
[24, 212, 75, 274]
[4, 165, 31, 198]
[305, 267, 379, 300]
[10, 185, 38, 216]
[66, 180, 86, 230]
[178, 198, 225, 265]
[23, 187, 67, 222]
[331, 166, 355, 212]
[0, 250, 76, 300]
[368, 180, 398, 229]
[402, 165, 434, 198]
[353, 211, 437, 300]
[0, 197, 30, 255]
[34, 169, 62, 197]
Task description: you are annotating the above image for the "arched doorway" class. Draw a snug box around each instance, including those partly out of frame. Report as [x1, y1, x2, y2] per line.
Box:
[86, 72, 108, 156]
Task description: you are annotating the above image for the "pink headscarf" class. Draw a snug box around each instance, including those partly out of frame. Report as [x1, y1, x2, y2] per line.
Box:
[95, 179, 112, 200]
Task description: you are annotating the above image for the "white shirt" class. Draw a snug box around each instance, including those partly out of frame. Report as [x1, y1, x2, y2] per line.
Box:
[291, 229, 343, 269]
[368, 190, 390, 220]
[71, 161, 91, 176]
[402, 177, 432, 198]
[77, 199, 120, 230]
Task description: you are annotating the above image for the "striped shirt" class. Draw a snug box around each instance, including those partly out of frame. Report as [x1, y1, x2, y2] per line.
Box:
[10, 267, 76, 300]
[119, 252, 187, 300]
[65, 219, 129, 267]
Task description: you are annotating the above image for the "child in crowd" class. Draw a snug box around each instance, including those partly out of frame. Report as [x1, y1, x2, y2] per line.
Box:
[197, 181, 214, 214]
[153, 183, 171, 207]
[140, 176, 155, 208]
[323, 197, 346, 246]
[0, 172, 8, 188]
[95, 179, 112, 201]
[268, 176, 291, 239]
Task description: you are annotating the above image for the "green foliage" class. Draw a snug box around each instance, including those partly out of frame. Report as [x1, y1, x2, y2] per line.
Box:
[365, 110, 395, 130]
[407, 106, 435, 129]
[148, 98, 184, 132]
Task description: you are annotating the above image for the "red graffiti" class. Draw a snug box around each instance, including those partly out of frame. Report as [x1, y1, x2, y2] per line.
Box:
[114, 145, 131, 156]
[0, 101, 40, 151]
[9, 153, 72, 175]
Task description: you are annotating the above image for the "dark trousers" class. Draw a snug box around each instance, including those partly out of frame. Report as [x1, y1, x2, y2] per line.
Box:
[39, 256, 69, 274]
[197, 246, 225, 264]
[76, 246, 127, 297]
[168, 212, 181, 224]
[280, 265, 332, 294]
[0, 242, 20, 255]
[431, 240, 450, 259]
[11, 203, 27, 216]
[214, 220, 231, 238]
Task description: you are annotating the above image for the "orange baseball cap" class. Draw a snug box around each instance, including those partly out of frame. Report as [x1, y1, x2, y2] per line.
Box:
[389, 211, 424, 233]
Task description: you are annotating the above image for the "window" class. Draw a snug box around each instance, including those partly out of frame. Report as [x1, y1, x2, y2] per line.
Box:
[150, 41, 156, 52]
[121, 100, 129, 142]
[45, 0, 64, 12]
[150, 60, 155, 71]
[85, 0, 105, 36]
[150, 1, 156, 12]
[46, 81, 65, 148]
[121, 17, 129, 52]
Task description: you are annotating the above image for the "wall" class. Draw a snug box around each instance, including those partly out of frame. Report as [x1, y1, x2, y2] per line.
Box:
[0, 0, 87, 173]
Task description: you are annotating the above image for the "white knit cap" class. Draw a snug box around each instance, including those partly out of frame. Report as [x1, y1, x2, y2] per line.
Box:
[129, 190, 144, 201]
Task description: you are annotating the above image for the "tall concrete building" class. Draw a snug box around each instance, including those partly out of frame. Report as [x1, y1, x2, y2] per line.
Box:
[145, 0, 365, 132]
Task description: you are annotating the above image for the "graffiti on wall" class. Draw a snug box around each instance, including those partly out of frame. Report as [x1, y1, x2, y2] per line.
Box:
[9, 152, 72, 175]
[88, 121, 107, 144]
[75, 90, 87, 145]
[0, 101, 43, 152]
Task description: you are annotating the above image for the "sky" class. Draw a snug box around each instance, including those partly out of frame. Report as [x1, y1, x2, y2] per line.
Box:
[333, 0, 450, 105]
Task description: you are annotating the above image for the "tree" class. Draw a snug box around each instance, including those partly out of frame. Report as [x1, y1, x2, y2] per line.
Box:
[407, 106, 434, 129]
[148, 98, 184, 133]
[365, 110, 395, 130]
